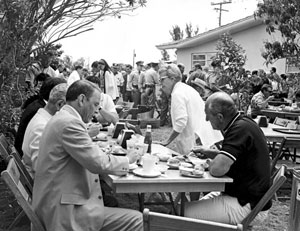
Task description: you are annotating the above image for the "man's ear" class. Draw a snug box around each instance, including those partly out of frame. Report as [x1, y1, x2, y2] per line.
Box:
[55, 99, 66, 111]
[217, 113, 224, 121]
[78, 94, 85, 107]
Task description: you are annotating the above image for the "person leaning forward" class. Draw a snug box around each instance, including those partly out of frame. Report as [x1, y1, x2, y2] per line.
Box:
[186, 92, 271, 225]
[32, 80, 143, 231]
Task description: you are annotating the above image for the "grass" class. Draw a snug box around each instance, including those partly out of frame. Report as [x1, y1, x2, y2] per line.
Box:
[0, 125, 291, 230]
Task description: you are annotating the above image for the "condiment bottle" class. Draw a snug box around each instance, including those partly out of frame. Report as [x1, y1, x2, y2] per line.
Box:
[144, 125, 152, 154]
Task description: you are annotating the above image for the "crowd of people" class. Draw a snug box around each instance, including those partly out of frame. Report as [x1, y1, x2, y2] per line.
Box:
[16, 51, 293, 230]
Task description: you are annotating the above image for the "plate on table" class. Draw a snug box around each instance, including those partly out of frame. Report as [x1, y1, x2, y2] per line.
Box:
[272, 128, 300, 134]
[180, 171, 204, 178]
[93, 133, 108, 141]
[133, 168, 161, 178]
[167, 158, 181, 169]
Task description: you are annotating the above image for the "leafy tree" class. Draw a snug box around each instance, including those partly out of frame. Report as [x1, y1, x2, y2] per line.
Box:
[0, 0, 145, 135]
[169, 25, 184, 41]
[161, 49, 170, 61]
[211, 33, 250, 111]
[255, 0, 300, 65]
[185, 23, 199, 38]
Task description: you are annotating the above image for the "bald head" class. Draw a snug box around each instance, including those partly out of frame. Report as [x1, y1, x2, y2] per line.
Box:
[206, 92, 237, 118]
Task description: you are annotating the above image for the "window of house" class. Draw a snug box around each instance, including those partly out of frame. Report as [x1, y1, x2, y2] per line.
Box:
[191, 52, 216, 68]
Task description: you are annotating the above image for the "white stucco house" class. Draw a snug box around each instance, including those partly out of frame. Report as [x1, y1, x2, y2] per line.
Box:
[156, 15, 288, 75]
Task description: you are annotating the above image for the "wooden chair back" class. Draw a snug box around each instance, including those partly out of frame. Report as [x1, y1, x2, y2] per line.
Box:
[1, 158, 46, 231]
[143, 208, 243, 231]
[0, 133, 12, 164]
[241, 165, 287, 228]
[10, 147, 34, 197]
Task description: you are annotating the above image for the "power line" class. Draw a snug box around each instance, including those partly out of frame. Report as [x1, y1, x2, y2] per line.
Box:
[211, 0, 232, 26]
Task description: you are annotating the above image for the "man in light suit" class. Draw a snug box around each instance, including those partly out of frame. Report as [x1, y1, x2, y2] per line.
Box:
[32, 80, 143, 231]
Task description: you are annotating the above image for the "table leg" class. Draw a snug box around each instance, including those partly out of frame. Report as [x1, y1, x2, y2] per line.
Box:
[180, 192, 185, 216]
[138, 193, 145, 212]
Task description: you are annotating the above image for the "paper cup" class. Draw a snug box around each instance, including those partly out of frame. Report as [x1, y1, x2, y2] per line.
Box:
[142, 154, 156, 173]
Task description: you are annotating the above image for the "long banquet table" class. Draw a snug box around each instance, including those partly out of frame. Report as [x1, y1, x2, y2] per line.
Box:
[100, 135, 233, 216]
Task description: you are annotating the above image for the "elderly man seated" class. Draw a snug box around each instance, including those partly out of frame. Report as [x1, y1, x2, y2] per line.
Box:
[187, 92, 271, 225]
[250, 84, 274, 118]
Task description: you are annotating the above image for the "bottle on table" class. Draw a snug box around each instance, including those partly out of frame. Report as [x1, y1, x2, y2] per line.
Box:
[144, 125, 152, 154]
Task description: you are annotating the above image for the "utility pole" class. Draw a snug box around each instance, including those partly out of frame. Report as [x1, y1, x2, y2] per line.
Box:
[211, 0, 232, 26]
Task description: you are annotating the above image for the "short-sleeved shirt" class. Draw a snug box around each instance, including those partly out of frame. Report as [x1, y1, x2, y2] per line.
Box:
[220, 113, 271, 210]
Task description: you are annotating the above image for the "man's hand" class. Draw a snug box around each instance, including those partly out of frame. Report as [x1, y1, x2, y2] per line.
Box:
[267, 95, 275, 101]
[127, 149, 139, 164]
[87, 123, 102, 137]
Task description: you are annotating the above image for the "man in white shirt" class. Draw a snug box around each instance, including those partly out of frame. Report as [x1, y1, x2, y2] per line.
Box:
[22, 83, 68, 177]
[86, 76, 119, 124]
[67, 65, 83, 86]
[157, 64, 223, 155]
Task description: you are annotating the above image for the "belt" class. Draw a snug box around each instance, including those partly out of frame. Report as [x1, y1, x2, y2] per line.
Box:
[145, 84, 155, 88]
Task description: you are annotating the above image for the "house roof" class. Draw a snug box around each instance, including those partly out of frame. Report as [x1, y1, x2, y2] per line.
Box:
[156, 15, 264, 50]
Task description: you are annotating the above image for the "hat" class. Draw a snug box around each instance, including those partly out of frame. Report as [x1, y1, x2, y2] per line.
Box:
[191, 78, 208, 89]
[136, 61, 144, 66]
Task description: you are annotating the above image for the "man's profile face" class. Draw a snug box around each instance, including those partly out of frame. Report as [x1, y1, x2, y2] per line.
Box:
[263, 88, 272, 98]
[205, 104, 221, 130]
[81, 90, 101, 123]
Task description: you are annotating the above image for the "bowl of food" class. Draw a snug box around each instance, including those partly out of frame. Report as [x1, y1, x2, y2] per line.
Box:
[167, 158, 180, 169]
[153, 153, 171, 162]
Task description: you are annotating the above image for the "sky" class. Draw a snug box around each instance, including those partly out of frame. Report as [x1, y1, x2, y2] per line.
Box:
[59, 0, 260, 67]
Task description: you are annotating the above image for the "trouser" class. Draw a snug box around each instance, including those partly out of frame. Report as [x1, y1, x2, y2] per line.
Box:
[141, 87, 155, 118]
[123, 91, 132, 102]
[131, 88, 141, 108]
[182, 192, 268, 225]
[159, 91, 169, 125]
[101, 207, 143, 231]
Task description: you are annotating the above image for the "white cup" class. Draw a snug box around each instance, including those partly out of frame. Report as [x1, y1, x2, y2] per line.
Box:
[142, 154, 156, 173]
[107, 125, 114, 136]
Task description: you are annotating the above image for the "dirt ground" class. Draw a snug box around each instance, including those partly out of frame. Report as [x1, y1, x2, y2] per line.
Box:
[0, 126, 293, 230]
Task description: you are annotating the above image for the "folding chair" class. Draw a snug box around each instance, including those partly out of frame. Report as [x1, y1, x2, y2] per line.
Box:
[143, 208, 243, 231]
[1, 158, 45, 231]
[270, 137, 300, 174]
[241, 165, 287, 228]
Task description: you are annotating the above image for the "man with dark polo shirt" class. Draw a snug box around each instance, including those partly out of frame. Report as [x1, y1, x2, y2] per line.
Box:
[184, 91, 271, 225]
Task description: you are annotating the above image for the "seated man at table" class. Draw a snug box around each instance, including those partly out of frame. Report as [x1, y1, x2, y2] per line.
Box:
[250, 84, 274, 118]
[32, 80, 142, 231]
[184, 91, 271, 225]
[86, 75, 119, 124]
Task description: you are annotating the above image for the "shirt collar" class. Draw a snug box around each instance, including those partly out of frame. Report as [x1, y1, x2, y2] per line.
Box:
[223, 112, 241, 134]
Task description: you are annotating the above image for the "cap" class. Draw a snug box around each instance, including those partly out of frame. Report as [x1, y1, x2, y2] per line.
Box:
[136, 61, 144, 66]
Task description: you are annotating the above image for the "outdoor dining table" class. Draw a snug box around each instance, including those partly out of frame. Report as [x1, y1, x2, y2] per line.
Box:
[99, 132, 233, 216]
[261, 107, 300, 120]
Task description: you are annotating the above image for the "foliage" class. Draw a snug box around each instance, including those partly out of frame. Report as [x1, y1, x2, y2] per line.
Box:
[161, 49, 170, 61]
[255, 0, 300, 65]
[211, 33, 251, 111]
[0, 0, 146, 135]
[185, 23, 199, 38]
[169, 25, 184, 41]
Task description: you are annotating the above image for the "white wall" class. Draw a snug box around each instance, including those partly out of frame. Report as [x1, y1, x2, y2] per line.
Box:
[177, 23, 286, 75]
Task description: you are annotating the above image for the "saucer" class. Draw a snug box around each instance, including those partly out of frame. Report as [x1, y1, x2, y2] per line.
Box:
[133, 168, 161, 178]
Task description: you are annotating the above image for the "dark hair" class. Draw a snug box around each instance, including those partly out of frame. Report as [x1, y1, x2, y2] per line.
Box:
[74, 65, 83, 70]
[271, 67, 277, 72]
[99, 59, 112, 74]
[261, 84, 271, 92]
[280, 74, 287, 80]
[34, 73, 51, 87]
[39, 77, 67, 101]
[66, 80, 100, 102]
[91, 61, 99, 68]
[295, 90, 300, 98]
[86, 75, 100, 86]
[194, 63, 202, 70]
